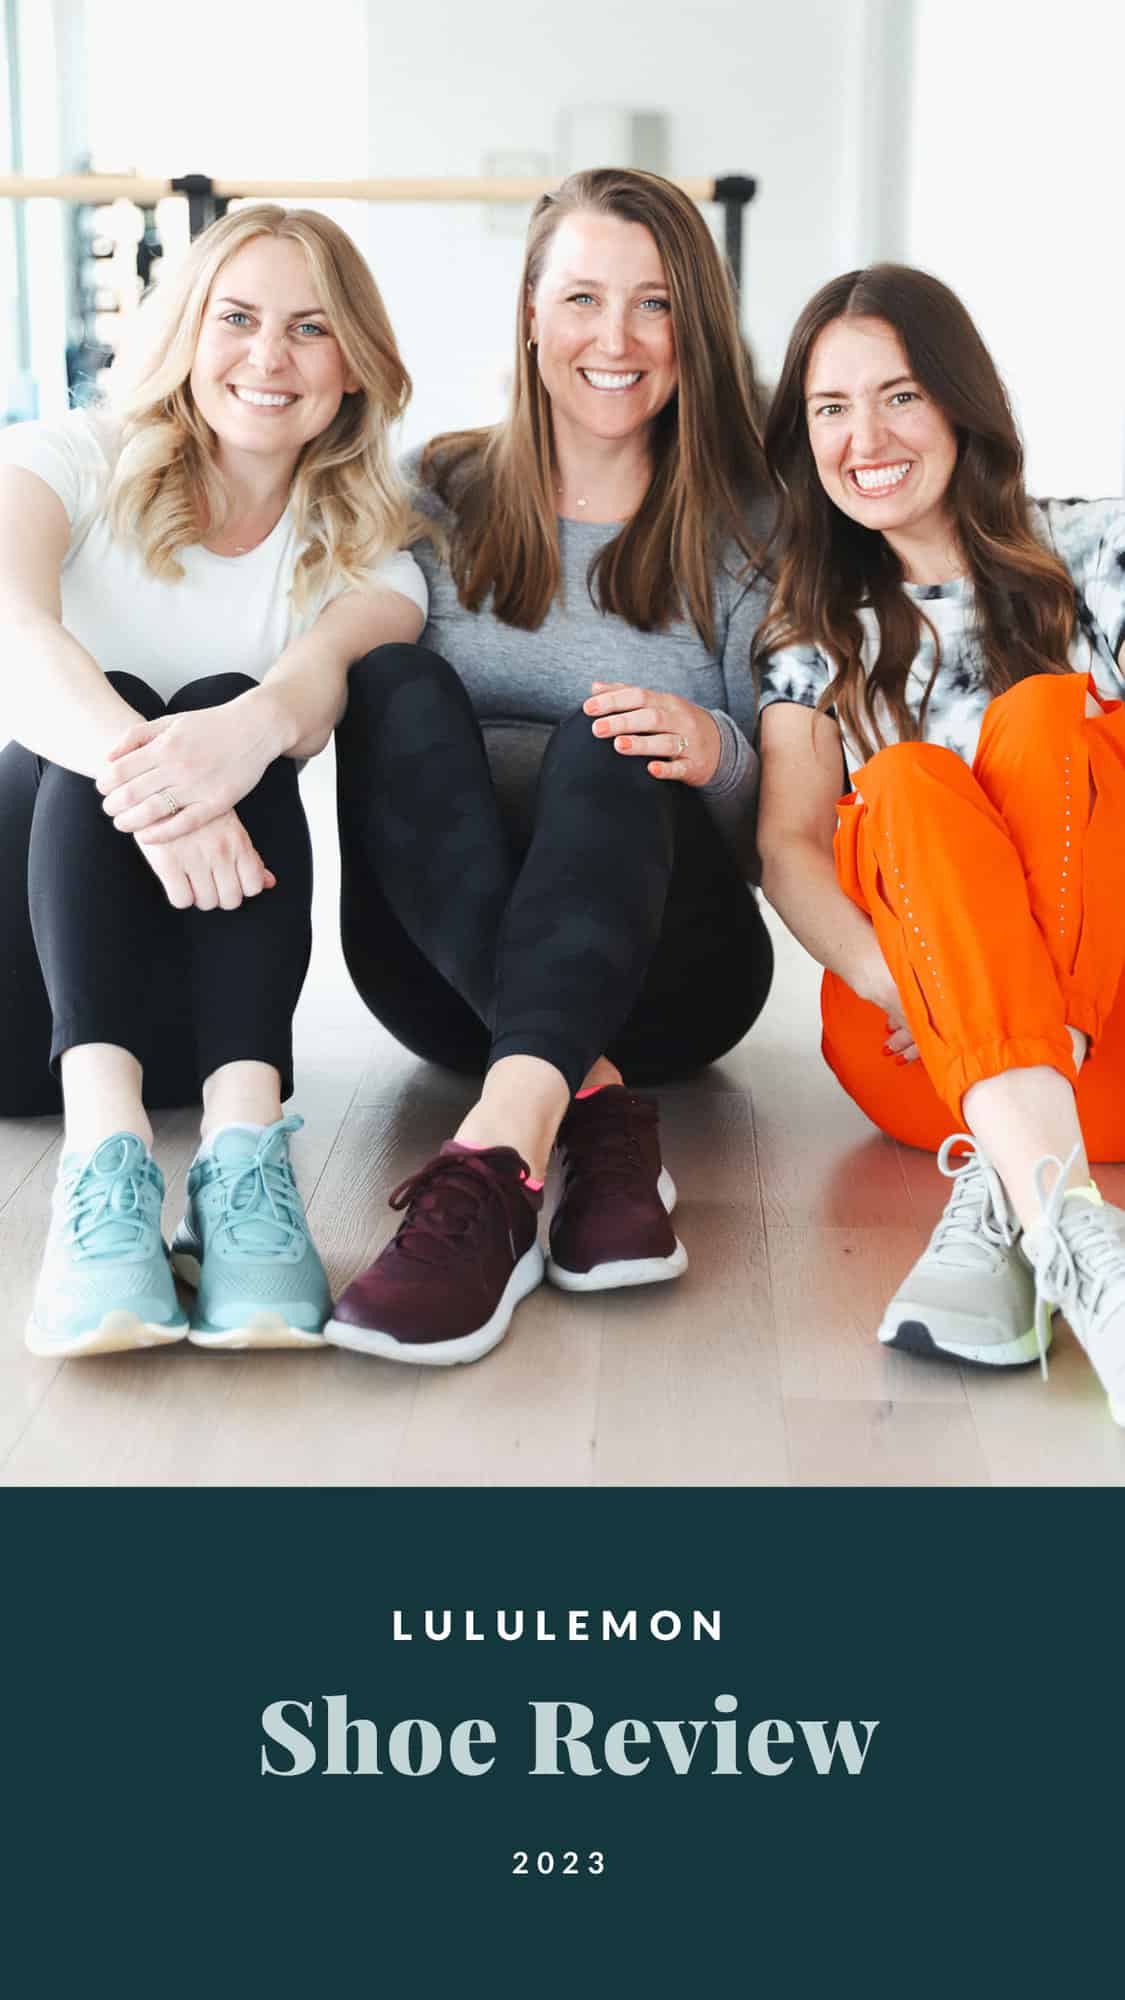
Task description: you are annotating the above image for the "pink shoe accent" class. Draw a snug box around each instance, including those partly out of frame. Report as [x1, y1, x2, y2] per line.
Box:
[448, 1138, 543, 1189]
[575, 1083, 613, 1100]
[325, 1141, 544, 1364]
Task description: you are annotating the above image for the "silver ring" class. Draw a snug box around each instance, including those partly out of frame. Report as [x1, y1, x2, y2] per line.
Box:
[159, 788, 180, 818]
[676, 734, 688, 756]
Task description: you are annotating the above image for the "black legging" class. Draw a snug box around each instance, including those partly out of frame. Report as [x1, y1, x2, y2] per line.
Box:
[335, 643, 773, 1092]
[0, 672, 313, 1117]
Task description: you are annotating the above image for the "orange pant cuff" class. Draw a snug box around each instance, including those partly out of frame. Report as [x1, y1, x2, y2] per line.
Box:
[1064, 992, 1103, 1047]
[937, 1034, 1078, 1122]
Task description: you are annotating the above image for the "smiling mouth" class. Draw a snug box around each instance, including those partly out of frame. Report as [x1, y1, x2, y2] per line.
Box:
[849, 461, 912, 494]
[579, 369, 642, 392]
[229, 386, 298, 409]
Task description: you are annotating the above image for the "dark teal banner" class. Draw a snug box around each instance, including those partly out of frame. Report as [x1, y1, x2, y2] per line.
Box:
[5, 1490, 1121, 1994]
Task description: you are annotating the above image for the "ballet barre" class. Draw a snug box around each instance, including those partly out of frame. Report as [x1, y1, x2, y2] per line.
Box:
[0, 171, 758, 288]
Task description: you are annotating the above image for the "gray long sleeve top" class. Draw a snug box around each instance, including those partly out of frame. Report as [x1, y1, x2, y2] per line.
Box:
[402, 445, 773, 848]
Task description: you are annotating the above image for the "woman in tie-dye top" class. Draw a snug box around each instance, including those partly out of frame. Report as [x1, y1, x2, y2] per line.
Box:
[754, 262, 1125, 1424]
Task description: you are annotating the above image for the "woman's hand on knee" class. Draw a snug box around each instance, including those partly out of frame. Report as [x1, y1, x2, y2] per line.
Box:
[583, 683, 722, 786]
[135, 809, 276, 911]
[850, 946, 920, 1062]
[97, 693, 284, 841]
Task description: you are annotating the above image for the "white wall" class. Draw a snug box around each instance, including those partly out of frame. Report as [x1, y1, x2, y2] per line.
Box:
[908, 0, 1125, 494]
[28, 0, 1122, 495]
[365, 0, 891, 446]
[83, 0, 371, 180]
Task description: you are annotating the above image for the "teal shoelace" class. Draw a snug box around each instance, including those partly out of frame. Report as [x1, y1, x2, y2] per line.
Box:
[63, 1137, 160, 1262]
[208, 1121, 306, 1256]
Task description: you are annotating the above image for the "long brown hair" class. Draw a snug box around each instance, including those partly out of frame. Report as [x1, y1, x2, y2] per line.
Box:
[421, 167, 768, 650]
[755, 264, 1075, 761]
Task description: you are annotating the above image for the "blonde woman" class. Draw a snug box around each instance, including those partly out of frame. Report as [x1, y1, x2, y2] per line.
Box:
[328, 168, 774, 1366]
[0, 205, 426, 1355]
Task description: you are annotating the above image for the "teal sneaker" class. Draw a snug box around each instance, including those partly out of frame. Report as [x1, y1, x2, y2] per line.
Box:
[171, 1116, 330, 1349]
[26, 1133, 188, 1357]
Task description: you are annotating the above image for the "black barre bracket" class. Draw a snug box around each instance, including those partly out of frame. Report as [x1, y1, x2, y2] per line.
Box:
[172, 174, 232, 240]
[170, 170, 757, 295]
[713, 174, 757, 298]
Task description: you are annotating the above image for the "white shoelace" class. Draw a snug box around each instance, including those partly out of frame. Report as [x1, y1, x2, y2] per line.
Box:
[930, 1134, 1018, 1264]
[1025, 1145, 1125, 1388]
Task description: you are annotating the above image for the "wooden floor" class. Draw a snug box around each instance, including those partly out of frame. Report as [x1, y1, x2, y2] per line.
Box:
[3, 748, 1124, 1489]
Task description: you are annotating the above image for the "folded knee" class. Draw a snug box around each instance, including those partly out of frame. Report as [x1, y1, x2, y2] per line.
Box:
[104, 672, 166, 722]
[542, 705, 643, 784]
[343, 643, 466, 731]
[167, 672, 259, 713]
[858, 739, 965, 795]
[986, 670, 1081, 733]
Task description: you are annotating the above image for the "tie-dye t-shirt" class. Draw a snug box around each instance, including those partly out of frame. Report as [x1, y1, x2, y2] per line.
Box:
[758, 499, 1125, 775]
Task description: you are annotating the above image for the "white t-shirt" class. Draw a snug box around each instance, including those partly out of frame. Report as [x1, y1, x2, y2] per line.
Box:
[0, 409, 427, 701]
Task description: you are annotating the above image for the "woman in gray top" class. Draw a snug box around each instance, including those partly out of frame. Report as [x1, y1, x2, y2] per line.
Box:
[326, 168, 774, 1367]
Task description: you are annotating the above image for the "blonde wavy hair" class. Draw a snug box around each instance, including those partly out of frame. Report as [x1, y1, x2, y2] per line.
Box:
[104, 204, 420, 614]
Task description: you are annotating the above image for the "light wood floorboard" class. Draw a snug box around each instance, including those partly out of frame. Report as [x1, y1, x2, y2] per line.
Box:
[3, 748, 1125, 1486]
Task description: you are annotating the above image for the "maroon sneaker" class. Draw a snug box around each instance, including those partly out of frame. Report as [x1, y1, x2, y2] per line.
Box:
[325, 1143, 544, 1365]
[546, 1086, 688, 1291]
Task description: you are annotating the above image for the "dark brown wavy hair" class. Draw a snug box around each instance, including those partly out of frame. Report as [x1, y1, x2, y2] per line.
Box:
[420, 167, 768, 651]
[755, 264, 1075, 761]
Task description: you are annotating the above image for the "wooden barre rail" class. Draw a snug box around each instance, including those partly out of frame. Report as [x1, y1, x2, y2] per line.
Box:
[0, 170, 757, 288]
[0, 173, 720, 203]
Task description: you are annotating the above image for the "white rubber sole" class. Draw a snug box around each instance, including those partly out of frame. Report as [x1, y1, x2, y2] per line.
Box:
[171, 1248, 327, 1350]
[323, 1243, 545, 1367]
[187, 1317, 326, 1351]
[877, 1312, 1049, 1368]
[546, 1167, 688, 1292]
[25, 1310, 188, 1358]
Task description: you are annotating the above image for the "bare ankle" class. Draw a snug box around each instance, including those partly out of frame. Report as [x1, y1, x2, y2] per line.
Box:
[577, 1056, 624, 1095]
[455, 1055, 569, 1181]
[201, 1061, 282, 1139]
[60, 1043, 151, 1156]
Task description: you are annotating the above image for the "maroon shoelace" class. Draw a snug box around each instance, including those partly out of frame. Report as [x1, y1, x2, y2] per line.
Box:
[387, 1153, 522, 1265]
[562, 1099, 656, 1186]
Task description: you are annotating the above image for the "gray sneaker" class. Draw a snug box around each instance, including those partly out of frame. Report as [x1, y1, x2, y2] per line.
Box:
[877, 1135, 1043, 1368]
[1022, 1150, 1125, 1426]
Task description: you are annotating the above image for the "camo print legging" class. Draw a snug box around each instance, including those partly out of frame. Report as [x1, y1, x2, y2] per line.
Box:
[336, 644, 773, 1093]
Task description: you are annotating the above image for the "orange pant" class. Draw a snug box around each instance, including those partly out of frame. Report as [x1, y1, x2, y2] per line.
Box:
[821, 671, 1125, 1162]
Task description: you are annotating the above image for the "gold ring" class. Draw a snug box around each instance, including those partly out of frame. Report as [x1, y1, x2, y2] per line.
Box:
[677, 735, 688, 756]
[160, 788, 179, 818]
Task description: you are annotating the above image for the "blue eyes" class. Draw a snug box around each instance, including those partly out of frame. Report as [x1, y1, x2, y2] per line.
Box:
[567, 293, 670, 313]
[220, 312, 328, 338]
